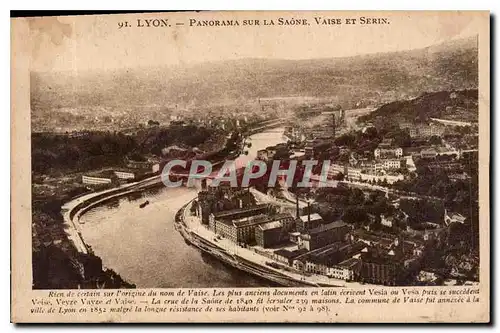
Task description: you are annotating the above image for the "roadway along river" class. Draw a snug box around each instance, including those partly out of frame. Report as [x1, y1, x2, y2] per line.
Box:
[79, 127, 286, 288]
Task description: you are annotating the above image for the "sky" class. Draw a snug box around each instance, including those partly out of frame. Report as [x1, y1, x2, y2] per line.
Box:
[24, 11, 485, 72]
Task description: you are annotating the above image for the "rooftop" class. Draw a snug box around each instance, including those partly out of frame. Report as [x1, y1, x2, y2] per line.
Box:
[338, 257, 361, 269]
[274, 248, 308, 259]
[361, 251, 404, 265]
[232, 213, 292, 228]
[299, 213, 323, 223]
[308, 221, 348, 235]
[258, 220, 283, 231]
[446, 211, 466, 222]
[212, 203, 269, 219]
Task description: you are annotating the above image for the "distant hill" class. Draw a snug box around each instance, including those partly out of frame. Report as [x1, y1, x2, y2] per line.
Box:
[358, 89, 478, 126]
[31, 35, 478, 113]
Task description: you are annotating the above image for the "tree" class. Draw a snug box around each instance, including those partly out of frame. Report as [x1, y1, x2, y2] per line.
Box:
[342, 206, 369, 225]
[332, 172, 345, 181]
[428, 135, 442, 145]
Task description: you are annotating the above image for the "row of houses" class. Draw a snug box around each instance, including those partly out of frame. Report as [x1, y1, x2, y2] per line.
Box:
[328, 163, 405, 184]
[271, 230, 426, 285]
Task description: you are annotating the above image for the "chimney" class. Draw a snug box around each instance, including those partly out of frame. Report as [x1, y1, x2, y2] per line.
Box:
[295, 195, 300, 218]
[307, 201, 311, 224]
[332, 114, 336, 138]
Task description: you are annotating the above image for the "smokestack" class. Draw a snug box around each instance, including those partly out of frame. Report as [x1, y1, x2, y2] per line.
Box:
[295, 195, 300, 219]
[332, 114, 336, 138]
[307, 201, 311, 224]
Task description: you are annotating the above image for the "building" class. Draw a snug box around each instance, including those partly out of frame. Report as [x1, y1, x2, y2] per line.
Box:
[382, 159, 402, 169]
[304, 140, 316, 158]
[296, 213, 323, 233]
[405, 155, 417, 172]
[300, 221, 349, 251]
[353, 229, 398, 250]
[420, 148, 438, 159]
[359, 173, 404, 185]
[328, 164, 362, 181]
[374, 139, 403, 159]
[210, 207, 292, 245]
[125, 157, 155, 170]
[345, 167, 362, 181]
[266, 146, 277, 160]
[444, 210, 467, 226]
[328, 164, 345, 178]
[374, 147, 403, 159]
[209, 204, 270, 233]
[380, 215, 394, 228]
[82, 170, 118, 185]
[255, 214, 295, 248]
[273, 248, 308, 265]
[293, 241, 365, 277]
[403, 123, 445, 138]
[289, 231, 301, 243]
[197, 191, 219, 225]
[113, 170, 135, 180]
[255, 221, 283, 248]
[81, 175, 112, 185]
[327, 258, 361, 281]
[297, 242, 347, 274]
[359, 252, 404, 286]
[257, 149, 268, 161]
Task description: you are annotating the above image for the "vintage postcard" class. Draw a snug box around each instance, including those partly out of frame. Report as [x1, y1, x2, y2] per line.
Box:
[11, 11, 490, 323]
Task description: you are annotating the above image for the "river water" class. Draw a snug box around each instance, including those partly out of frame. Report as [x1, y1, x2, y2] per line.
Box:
[79, 127, 286, 288]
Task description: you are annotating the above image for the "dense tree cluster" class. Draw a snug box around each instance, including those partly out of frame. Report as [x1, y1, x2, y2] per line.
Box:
[32, 125, 218, 176]
[312, 186, 393, 227]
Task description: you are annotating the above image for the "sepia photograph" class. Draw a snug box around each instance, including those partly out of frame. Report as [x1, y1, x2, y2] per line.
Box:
[11, 10, 490, 322]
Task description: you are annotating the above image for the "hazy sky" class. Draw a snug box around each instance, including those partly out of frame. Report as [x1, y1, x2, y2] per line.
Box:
[26, 11, 485, 72]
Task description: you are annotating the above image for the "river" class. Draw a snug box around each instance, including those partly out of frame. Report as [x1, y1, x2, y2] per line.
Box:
[79, 127, 287, 288]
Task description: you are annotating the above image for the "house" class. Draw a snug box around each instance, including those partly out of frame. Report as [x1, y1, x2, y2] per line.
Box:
[374, 139, 403, 159]
[113, 170, 135, 180]
[257, 149, 268, 161]
[444, 210, 466, 226]
[266, 146, 277, 160]
[402, 122, 445, 138]
[420, 148, 438, 159]
[82, 175, 112, 185]
[382, 159, 402, 169]
[327, 258, 361, 280]
[380, 215, 394, 228]
[289, 231, 301, 243]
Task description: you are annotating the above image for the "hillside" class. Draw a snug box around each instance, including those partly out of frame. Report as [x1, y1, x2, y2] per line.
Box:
[358, 89, 479, 126]
[31, 36, 478, 124]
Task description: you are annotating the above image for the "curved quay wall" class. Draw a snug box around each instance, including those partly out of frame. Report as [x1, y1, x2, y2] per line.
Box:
[62, 175, 163, 254]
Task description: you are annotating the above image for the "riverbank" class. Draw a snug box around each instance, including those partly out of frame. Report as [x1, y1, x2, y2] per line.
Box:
[174, 199, 316, 287]
[60, 123, 300, 287]
[176, 189, 370, 288]
[62, 175, 164, 254]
